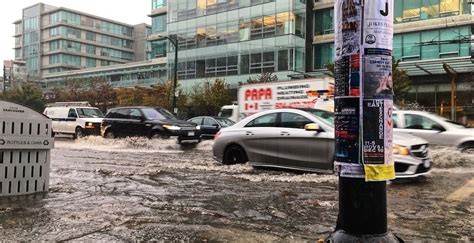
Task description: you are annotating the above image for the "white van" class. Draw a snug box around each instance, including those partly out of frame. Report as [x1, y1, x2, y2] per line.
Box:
[43, 102, 104, 138]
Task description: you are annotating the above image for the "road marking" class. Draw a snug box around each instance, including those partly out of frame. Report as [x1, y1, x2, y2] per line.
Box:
[446, 178, 474, 202]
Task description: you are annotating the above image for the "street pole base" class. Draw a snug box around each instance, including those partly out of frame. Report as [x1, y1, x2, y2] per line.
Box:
[326, 230, 402, 243]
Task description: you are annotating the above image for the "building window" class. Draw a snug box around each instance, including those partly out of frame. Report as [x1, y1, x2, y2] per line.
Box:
[15, 23, 21, 34]
[394, 26, 471, 61]
[86, 45, 96, 55]
[64, 40, 81, 52]
[86, 58, 96, 67]
[65, 27, 81, 39]
[152, 15, 167, 33]
[49, 40, 60, 51]
[23, 32, 39, 45]
[49, 54, 61, 64]
[394, 0, 469, 23]
[315, 8, 334, 35]
[313, 43, 334, 70]
[250, 51, 275, 74]
[86, 31, 96, 41]
[49, 27, 60, 37]
[152, 0, 167, 10]
[23, 17, 39, 32]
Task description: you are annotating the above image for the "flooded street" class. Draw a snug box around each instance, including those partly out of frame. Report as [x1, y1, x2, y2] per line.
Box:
[0, 137, 473, 241]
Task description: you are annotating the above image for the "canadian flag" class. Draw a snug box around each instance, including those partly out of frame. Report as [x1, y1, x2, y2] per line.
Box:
[245, 103, 259, 111]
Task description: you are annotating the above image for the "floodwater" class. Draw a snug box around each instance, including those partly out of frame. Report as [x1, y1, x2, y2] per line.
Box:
[0, 136, 473, 241]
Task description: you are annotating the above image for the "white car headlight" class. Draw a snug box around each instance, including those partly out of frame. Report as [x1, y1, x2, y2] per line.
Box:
[196, 125, 201, 130]
[163, 125, 181, 131]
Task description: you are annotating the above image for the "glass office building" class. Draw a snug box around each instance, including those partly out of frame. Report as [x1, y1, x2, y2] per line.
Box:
[152, 0, 307, 91]
[312, 0, 474, 122]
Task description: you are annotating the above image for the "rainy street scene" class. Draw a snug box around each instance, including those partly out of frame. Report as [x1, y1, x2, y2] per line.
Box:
[1, 0, 474, 242]
[0, 137, 472, 241]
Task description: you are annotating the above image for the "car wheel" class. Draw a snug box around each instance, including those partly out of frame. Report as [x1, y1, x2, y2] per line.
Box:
[104, 129, 115, 139]
[151, 131, 170, 139]
[74, 127, 84, 139]
[223, 145, 248, 165]
[461, 142, 474, 153]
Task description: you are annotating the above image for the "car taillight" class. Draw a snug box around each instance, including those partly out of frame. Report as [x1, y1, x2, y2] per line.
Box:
[214, 131, 222, 140]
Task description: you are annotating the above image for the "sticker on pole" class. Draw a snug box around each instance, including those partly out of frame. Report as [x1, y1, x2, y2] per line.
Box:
[363, 0, 393, 53]
[362, 99, 395, 181]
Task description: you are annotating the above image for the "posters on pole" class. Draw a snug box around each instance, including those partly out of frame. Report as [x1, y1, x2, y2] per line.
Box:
[362, 100, 395, 181]
[334, 0, 362, 61]
[335, 97, 360, 164]
[334, 0, 364, 178]
[363, 55, 393, 100]
[361, 0, 394, 181]
[363, 0, 394, 52]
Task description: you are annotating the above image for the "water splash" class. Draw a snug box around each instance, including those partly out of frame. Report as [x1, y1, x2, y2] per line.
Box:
[430, 146, 474, 168]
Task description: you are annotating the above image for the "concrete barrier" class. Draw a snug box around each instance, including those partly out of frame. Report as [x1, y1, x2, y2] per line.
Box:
[0, 100, 54, 196]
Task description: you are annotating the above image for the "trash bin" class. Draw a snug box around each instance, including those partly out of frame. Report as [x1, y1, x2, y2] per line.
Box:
[0, 100, 54, 196]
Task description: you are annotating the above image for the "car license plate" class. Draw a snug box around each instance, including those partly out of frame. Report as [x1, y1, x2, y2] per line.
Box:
[188, 132, 195, 136]
[423, 159, 431, 168]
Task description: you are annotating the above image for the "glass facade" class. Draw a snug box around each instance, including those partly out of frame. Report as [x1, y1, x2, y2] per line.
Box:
[161, 0, 306, 89]
[50, 11, 81, 25]
[152, 15, 167, 33]
[152, 0, 167, 10]
[394, 0, 470, 23]
[49, 54, 81, 66]
[23, 5, 41, 77]
[313, 0, 472, 70]
[314, 8, 333, 35]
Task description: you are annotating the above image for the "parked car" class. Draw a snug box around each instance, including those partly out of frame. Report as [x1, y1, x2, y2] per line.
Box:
[43, 102, 104, 138]
[393, 110, 474, 152]
[101, 106, 201, 144]
[187, 116, 235, 139]
[213, 108, 432, 179]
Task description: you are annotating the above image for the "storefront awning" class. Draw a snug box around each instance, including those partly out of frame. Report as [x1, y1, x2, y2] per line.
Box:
[398, 56, 474, 76]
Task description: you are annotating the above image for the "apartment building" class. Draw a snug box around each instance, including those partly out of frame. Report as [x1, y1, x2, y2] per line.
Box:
[13, 3, 151, 79]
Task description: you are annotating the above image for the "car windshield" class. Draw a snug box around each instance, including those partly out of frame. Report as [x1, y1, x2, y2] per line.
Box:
[156, 108, 177, 120]
[219, 108, 233, 118]
[304, 109, 335, 126]
[76, 108, 104, 118]
[142, 108, 166, 120]
[216, 117, 235, 127]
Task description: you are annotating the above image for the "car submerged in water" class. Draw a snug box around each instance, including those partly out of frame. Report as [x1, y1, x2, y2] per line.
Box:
[213, 108, 432, 179]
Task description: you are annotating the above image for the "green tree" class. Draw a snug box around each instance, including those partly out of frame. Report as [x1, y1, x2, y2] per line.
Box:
[325, 57, 412, 105]
[0, 83, 45, 112]
[241, 71, 278, 85]
[189, 79, 232, 116]
[392, 58, 412, 105]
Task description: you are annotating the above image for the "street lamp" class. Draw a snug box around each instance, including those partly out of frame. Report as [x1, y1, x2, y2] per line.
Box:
[157, 35, 179, 116]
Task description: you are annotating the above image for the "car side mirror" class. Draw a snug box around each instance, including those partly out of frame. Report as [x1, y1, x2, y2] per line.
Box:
[305, 123, 323, 132]
[431, 124, 445, 132]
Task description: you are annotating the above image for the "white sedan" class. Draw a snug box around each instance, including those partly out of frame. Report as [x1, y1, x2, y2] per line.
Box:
[393, 110, 474, 152]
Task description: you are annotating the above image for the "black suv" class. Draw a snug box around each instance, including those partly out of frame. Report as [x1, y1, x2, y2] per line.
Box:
[101, 107, 201, 144]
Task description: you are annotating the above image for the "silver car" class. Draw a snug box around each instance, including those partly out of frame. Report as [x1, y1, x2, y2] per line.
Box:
[393, 110, 474, 152]
[213, 108, 432, 178]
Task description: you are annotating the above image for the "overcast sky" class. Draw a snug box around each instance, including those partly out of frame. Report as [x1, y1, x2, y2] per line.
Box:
[0, 0, 151, 76]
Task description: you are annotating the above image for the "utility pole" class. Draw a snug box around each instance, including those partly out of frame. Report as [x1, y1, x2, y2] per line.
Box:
[328, 0, 399, 242]
[443, 63, 457, 121]
[158, 35, 179, 116]
[2, 65, 5, 94]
